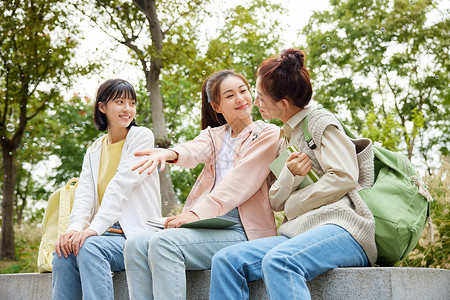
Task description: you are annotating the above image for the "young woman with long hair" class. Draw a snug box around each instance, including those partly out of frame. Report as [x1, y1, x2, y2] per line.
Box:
[123, 70, 280, 300]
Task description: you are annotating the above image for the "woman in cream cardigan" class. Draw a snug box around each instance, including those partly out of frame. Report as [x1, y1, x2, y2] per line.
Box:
[209, 49, 377, 300]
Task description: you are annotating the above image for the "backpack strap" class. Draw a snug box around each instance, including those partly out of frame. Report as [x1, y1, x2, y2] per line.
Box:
[57, 178, 78, 236]
[302, 109, 397, 172]
[302, 112, 317, 149]
[302, 108, 358, 150]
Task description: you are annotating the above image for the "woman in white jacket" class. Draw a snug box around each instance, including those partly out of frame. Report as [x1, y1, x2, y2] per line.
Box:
[52, 79, 161, 300]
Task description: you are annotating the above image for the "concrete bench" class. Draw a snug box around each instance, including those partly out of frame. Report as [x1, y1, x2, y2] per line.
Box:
[0, 267, 448, 299]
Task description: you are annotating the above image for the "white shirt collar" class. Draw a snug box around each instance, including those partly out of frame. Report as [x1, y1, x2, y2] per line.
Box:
[281, 106, 316, 140]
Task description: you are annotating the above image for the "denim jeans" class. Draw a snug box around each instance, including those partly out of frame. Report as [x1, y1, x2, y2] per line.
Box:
[51, 231, 125, 300]
[123, 225, 247, 300]
[210, 224, 369, 300]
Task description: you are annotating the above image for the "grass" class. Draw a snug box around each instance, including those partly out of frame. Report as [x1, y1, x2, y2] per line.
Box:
[0, 223, 41, 274]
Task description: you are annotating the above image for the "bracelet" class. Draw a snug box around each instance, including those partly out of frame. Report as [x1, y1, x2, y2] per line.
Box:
[189, 210, 200, 219]
[167, 149, 179, 163]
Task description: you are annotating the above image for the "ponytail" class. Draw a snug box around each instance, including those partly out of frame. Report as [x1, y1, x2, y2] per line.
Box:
[201, 78, 227, 129]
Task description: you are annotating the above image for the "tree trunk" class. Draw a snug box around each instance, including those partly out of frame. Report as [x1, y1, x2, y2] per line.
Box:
[134, 0, 177, 215]
[1, 78, 28, 259]
[407, 136, 415, 161]
[15, 193, 26, 226]
[147, 58, 177, 216]
[1, 146, 16, 260]
[146, 76, 177, 216]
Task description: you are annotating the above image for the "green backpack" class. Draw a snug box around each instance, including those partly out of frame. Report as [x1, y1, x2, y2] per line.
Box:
[303, 111, 433, 266]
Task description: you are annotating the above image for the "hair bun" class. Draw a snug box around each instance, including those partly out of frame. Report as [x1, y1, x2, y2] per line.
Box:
[279, 49, 305, 72]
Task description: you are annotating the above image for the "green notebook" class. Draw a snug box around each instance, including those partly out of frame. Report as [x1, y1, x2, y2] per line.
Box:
[181, 218, 237, 229]
[269, 145, 320, 190]
[147, 217, 237, 230]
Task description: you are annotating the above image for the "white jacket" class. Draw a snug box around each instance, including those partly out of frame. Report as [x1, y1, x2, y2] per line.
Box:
[67, 126, 161, 238]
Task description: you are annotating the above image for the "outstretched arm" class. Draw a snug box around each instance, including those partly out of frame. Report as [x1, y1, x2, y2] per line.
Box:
[133, 148, 178, 174]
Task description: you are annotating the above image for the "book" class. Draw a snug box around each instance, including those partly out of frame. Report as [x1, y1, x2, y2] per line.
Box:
[269, 145, 320, 190]
[147, 217, 167, 230]
[147, 217, 238, 230]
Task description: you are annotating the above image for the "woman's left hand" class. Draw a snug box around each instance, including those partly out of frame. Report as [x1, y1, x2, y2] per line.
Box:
[287, 152, 312, 177]
[164, 211, 200, 229]
[68, 229, 98, 256]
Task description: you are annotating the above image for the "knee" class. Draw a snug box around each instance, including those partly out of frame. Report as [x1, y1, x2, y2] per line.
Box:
[262, 250, 285, 282]
[148, 231, 173, 253]
[212, 245, 248, 273]
[211, 248, 227, 268]
[52, 252, 81, 277]
[52, 252, 70, 272]
[262, 249, 287, 274]
[262, 249, 308, 280]
[124, 232, 151, 258]
[147, 230, 183, 263]
[77, 238, 102, 262]
[212, 247, 236, 267]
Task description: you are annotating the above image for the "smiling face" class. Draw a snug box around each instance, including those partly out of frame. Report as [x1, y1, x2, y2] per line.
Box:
[254, 77, 284, 121]
[99, 97, 136, 130]
[212, 75, 253, 124]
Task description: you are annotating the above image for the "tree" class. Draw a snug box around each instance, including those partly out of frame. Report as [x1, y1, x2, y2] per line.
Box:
[0, 93, 98, 231]
[71, 0, 215, 215]
[160, 0, 285, 201]
[51, 94, 101, 186]
[70, 0, 286, 212]
[202, 1, 283, 86]
[202, 0, 284, 123]
[303, 0, 449, 168]
[0, 0, 85, 260]
[13, 108, 60, 226]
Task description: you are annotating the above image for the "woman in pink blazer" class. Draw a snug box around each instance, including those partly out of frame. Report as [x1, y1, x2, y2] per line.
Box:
[123, 70, 280, 299]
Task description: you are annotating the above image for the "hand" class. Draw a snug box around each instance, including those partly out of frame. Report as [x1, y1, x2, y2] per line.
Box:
[132, 148, 177, 175]
[164, 211, 200, 229]
[287, 152, 312, 177]
[67, 229, 98, 256]
[55, 230, 77, 258]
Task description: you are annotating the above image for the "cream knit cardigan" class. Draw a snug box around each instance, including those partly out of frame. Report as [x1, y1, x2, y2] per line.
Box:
[278, 109, 378, 266]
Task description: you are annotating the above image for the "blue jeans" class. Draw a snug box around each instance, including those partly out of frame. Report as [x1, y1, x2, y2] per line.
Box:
[210, 224, 369, 300]
[52, 232, 126, 300]
[123, 226, 247, 300]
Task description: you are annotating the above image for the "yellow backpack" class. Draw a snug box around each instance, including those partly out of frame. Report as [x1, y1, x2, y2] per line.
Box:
[37, 178, 78, 272]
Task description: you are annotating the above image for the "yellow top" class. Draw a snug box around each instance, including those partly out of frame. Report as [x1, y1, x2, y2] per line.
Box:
[98, 136, 125, 205]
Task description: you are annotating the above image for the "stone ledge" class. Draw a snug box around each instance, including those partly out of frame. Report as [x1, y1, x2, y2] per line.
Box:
[0, 267, 448, 300]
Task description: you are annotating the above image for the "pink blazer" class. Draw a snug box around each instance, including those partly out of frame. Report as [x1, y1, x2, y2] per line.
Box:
[171, 120, 280, 240]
